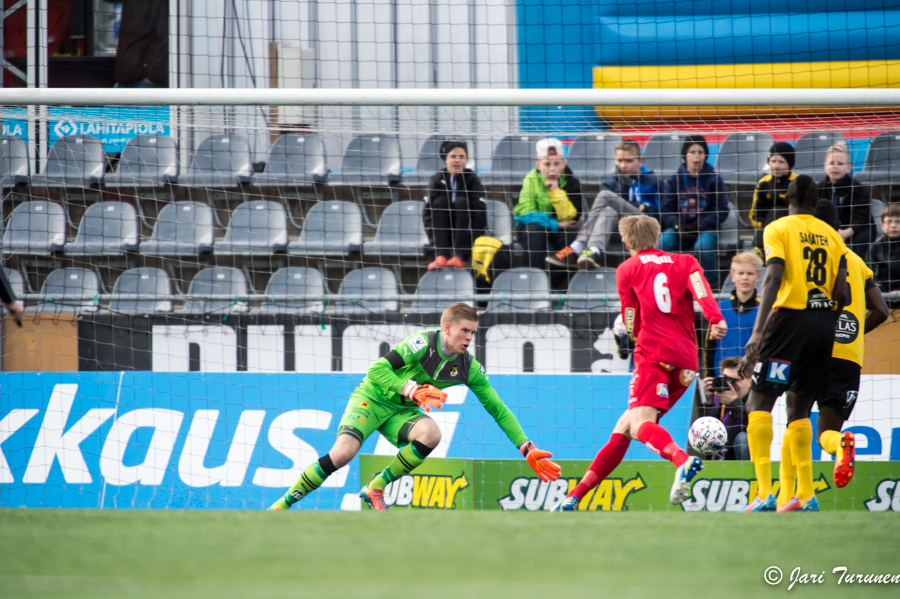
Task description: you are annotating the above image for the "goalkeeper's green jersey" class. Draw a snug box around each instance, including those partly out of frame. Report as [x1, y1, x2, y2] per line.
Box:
[356, 329, 529, 448]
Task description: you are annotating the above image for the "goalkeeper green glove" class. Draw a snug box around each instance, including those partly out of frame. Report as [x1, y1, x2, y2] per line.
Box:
[520, 441, 561, 482]
[401, 380, 447, 412]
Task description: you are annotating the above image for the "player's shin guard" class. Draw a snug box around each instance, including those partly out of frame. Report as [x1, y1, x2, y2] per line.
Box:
[368, 441, 432, 492]
[571, 433, 630, 501]
[636, 422, 688, 468]
[777, 428, 796, 509]
[281, 454, 337, 508]
[789, 419, 815, 502]
[748, 412, 774, 499]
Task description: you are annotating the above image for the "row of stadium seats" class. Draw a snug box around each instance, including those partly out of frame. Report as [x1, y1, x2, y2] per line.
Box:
[3, 130, 900, 191]
[6, 265, 630, 314]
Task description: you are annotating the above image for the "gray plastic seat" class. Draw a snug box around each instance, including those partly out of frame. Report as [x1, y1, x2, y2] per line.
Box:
[715, 132, 776, 186]
[566, 268, 619, 311]
[179, 134, 253, 188]
[214, 200, 288, 255]
[721, 268, 765, 295]
[66, 202, 140, 256]
[176, 267, 250, 314]
[1, 201, 66, 255]
[717, 201, 739, 252]
[140, 201, 215, 256]
[485, 200, 514, 246]
[254, 267, 325, 314]
[487, 267, 551, 311]
[793, 131, 848, 177]
[0, 136, 29, 188]
[254, 134, 328, 186]
[109, 267, 172, 313]
[332, 135, 402, 186]
[404, 135, 476, 186]
[104, 135, 178, 187]
[857, 131, 900, 187]
[331, 268, 399, 314]
[642, 133, 689, 177]
[27, 268, 100, 313]
[566, 133, 623, 183]
[363, 201, 429, 257]
[288, 200, 363, 257]
[407, 270, 476, 313]
[482, 135, 542, 186]
[872, 198, 886, 237]
[3, 269, 26, 298]
[31, 135, 104, 188]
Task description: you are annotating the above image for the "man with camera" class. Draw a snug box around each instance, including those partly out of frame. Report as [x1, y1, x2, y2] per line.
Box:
[700, 356, 750, 460]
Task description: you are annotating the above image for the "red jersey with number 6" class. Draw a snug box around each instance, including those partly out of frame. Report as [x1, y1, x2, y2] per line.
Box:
[617, 249, 724, 370]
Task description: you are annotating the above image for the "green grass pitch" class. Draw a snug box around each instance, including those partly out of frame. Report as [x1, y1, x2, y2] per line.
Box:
[2, 509, 899, 599]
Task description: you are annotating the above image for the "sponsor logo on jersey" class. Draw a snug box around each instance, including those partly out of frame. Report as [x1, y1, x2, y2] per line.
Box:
[766, 359, 791, 384]
[835, 310, 860, 344]
[689, 271, 707, 298]
[361, 400, 369, 409]
[656, 383, 669, 398]
[624, 308, 635, 335]
[406, 335, 427, 354]
[845, 390, 859, 408]
[680, 369, 697, 386]
[450, 366, 459, 377]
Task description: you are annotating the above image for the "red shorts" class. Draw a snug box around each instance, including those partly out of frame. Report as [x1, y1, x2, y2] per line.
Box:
[628, 352, 697, 415]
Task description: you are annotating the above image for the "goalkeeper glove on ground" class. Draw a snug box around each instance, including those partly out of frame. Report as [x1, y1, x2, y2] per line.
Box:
[520, 441, 561, 482]
[401, 380, 447, 412]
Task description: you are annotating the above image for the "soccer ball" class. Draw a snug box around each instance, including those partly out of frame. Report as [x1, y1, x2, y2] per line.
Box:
[688, 417, 728, 455]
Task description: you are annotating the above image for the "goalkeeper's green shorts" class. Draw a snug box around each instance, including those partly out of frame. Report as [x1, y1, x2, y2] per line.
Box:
[337, 391, 431, 448]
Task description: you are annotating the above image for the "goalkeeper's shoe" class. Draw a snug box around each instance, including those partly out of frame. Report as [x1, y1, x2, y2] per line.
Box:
[267, 497, 291, 511]
[777, 495, 820, 512]
[551, 496, 579, 512]
[360, 485, 388, 511]
[669, 456, 703, 505]
[744, 493, 777, 512]
[834, 431, 855, 488]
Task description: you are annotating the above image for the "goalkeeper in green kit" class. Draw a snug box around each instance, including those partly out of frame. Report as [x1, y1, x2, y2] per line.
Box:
[269, 303, 561, 511]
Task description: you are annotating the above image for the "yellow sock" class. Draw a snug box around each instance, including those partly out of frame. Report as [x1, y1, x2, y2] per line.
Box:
[820, 430, 843, 462]
[789, 419, 815, 502]
[748, 412, 774, 498]
[777, 428, 796, 508]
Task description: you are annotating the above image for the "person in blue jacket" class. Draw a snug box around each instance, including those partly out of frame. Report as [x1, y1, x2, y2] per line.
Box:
[705, 252, 762, 376]
[658, 135, 730, 286]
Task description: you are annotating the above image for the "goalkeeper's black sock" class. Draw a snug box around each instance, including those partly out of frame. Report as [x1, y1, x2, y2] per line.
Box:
[368, 441, 432, 492]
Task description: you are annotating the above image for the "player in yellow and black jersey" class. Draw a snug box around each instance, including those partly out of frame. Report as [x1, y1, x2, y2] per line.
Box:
[775, 199, 889, 508]
[738, 175, 849, 513]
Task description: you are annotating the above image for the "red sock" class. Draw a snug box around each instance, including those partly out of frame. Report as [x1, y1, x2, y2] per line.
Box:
[637, 421, 688, 468]
[571, 433, 630, 500]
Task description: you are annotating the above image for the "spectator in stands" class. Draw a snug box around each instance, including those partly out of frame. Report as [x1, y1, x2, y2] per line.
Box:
[818, 144, 873, 258]
[705, 252, 761, 376]
[0, 269, 23, 324]
[547, 139, 661, 270]
[658, 135, 729, 287]
[699, 356, 751, 461]
[868, 203, 900, 303]
[749, 142, 798, 252]
[423, 140, 487, 270]
[514, 138, 583, 288]
[115, 0, 169, 88]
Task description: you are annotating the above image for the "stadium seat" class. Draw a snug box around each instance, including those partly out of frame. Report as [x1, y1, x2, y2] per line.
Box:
[26, 268, 100, 314]
[104, 135, 178, 187]
[715, 132, 775, 187]
[177, 267, 250, 314]
[872, 198, 886, 237]
[0, 136, 29, 189]
[30, 135, 105, 188]
[485, 199, 515, 246]
[481, 135, 541, 186]
[287, 200, 363, 257]
[253, 133, 329, 186]
[720, 268, 765, 295]
[214, 200, 288, 256]
[404, 134, 476, 187]
[109, 267, 173, 313]
[332, 268, 399, 314]
[331, 134, 402, 186]
[487, 267, 551, 311]
[179, 134, 254, 188]
[254, 267, 325, 314]
[856, 131, 900, 188]
[406, 270, 476, 313]
[3, 268, 26, 297]
[363, 201, 429, 257]
[565, 133, 623, 183]
[65, 202, 140, 256]
[140, 201, 215, 257]
[642, 133, 689, 177]
[566, 268, 619, 311]
[717, 201, 739, 252]
[793, 131, 847, 177]
[1, 201, 67, 255]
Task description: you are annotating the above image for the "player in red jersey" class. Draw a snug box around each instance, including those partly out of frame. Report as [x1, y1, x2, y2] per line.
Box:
[554, 215, 727, 510]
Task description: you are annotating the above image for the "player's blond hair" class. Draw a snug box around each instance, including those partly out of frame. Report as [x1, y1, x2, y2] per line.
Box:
[730, 252, 763, 271]
[619, 215, 660, 252]
[825, 143, 851, 162]
[441, 303, 478, 328]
